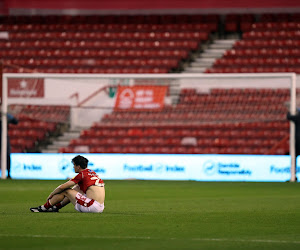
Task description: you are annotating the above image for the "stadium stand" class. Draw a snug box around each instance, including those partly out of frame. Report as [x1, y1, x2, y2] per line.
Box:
[2, 13, 299, 154]
[2, 13, 299, 74]
[206, 13, 300, 73]
[8, 105, 70, 152]
[58, 87, 290, 155]
[224, 14, 256, 34]
[0, 15, 217, 74]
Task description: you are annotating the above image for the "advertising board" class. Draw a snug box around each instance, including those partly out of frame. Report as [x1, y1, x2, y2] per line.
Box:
[7, 153, 299, 182]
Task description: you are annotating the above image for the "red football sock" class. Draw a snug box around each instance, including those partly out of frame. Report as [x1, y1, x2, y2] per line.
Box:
[43, 200, 53, 209]
[55, 202, 63, 209]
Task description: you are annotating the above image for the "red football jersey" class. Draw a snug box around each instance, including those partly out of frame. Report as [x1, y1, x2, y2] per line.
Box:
[72, 169, 104, 193]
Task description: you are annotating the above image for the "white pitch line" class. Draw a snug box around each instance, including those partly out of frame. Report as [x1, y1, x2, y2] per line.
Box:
[0, 234, 152, 240]
[191, 238, 300, 244]
[0, 234, 299, 244]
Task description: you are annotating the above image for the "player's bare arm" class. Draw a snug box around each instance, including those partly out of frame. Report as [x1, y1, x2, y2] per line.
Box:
[47, 180, 76, 200]
[72, 184, 82, 193]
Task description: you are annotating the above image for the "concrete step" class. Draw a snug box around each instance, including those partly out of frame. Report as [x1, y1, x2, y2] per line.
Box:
[46, 143, 64, 149]
[40, 127, 86, 153]
[190, 61, 214, 67]
[194, 57, 216, 64]
[41, 149, 59, 153]
[183, 67, 207, 73]
[51, 140, 70, 147]
[183, 38, 238, 73]
[171, 96, 180, 104]
[169, 88, 180, 95]
[209, 43, 234, 50]
[214, 39, 237, 45]
[204, 48, 226, 54]
[200, 51, 224, 58]
[57, 132, 81, 141]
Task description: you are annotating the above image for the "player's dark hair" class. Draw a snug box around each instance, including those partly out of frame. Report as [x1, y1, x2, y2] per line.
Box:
[71, 155, 89, 169]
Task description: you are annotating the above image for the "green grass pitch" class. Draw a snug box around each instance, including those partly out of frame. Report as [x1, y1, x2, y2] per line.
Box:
[0, 180, 299, 250]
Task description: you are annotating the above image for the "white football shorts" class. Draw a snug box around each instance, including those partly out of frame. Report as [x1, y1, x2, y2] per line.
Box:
[74, 192, 105, 213]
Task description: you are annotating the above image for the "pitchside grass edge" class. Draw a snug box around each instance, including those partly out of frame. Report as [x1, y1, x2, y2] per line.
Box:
[0, 180, 299, 250]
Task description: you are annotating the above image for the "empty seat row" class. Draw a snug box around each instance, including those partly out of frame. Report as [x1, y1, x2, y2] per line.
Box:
[224, 13, 300, 33]
[58, 144, 287, 155]
[9, 129, 46, 140]
[224, 48, 300, 57]
[9, 104, 70, 123]
[0, 14, 220, 25]
[224, 14, 255, 32]
[214, 57, 300, 66]
[0, 40, 200, 50]
[175, 104, 287, 113]
[91, 120, 289, 131]
[4, 58, 179, 68]
[4, 67, 169, 74]
[259, 13, 300, 22]
[234, 39, 300, 48]
[180, 94, 289, 103]
[67, 136, 286, 147]
[99, 86, 288, 129]
[11, 146, 28, 153]
[243, 30, 300, 40]
[0, 23, 215, 32]
[10, 138, 35, 150]
[12, 120, 56, 132]
[251, 22, 300, 31]
[226, 21, 300, 33]
[183, 88, 290, 96]
[205, 67, 300, 74]
[80, 128, 288, 140]
[102, 112, 285, 123]
[0, 49, 189, 59]
[8, 31, 209, 41]
[174, 104, 287, 113]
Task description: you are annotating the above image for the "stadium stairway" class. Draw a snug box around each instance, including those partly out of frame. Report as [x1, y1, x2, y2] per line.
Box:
[41, 127, 84, 153]
[183, 39, 237, 73]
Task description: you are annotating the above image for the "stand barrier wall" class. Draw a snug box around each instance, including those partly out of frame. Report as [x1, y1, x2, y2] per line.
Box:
[5, 153, 300, 181]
